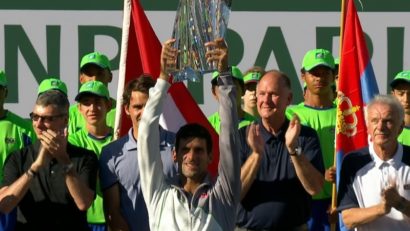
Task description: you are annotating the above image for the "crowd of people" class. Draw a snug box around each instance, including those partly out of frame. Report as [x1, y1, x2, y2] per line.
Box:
[0, 36, 409, 231]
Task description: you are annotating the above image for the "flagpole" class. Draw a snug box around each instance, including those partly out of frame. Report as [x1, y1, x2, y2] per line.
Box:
[114, 0, 131, 140]
[331, 0, 346, 230]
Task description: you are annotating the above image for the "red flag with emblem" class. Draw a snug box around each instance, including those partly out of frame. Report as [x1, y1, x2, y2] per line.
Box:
[335, 0, 379, 230]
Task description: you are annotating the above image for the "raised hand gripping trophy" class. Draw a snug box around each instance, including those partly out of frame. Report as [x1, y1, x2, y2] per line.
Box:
[171, 0, 232, 82]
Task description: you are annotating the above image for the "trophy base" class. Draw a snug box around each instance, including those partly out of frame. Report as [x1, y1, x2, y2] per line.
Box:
[173, 67, 203, 83]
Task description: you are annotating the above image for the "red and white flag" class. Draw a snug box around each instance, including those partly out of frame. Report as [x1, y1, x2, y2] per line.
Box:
[114, 0, 220, 176]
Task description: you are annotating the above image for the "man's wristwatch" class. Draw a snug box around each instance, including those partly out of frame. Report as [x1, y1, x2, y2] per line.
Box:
[289, 146, 302, 156]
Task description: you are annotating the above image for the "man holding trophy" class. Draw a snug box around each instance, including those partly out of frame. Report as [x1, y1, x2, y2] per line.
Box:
[137, 38, 241, 231]
[137, 2, 241, 230]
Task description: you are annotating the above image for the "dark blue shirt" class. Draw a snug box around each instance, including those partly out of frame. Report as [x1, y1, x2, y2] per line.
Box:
[236, 119, 324, 230]
[2, 141, 98, 231]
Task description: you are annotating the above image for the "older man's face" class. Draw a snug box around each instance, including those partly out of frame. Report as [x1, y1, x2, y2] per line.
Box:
[367, 102, 403, 148]
[256, 72, 292, 120]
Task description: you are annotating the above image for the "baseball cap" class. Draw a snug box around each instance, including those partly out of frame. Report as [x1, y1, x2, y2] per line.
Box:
[75, 80, 110, 101]
[390, 70, 410, 88]
[80, 52, 111, 70]
[243, 71, 262, 84]
[302, 49, 335, 71]
[0, 70, 7, 87]
[37, 78, 68, 96]
[211, 66, 243, 84]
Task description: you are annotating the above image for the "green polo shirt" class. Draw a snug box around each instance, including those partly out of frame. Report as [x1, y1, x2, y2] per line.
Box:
[398, 126, 410, 146]
[68, 129, 113, 224]
[0, 110, 36, 182]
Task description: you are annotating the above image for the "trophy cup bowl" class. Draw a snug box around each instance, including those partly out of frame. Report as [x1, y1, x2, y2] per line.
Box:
[171, 0, 232, 82]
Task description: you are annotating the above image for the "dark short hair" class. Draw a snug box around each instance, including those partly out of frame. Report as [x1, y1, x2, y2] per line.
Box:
[122, 74, 155, 107]
[175, 123, 212, 154]
[36, 90, 69, 113]
[260, 69, 291, 89]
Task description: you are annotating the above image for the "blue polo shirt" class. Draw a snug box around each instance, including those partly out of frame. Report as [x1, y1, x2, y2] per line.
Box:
[99, 127, 177, 231]
[236, 119, 324, 230]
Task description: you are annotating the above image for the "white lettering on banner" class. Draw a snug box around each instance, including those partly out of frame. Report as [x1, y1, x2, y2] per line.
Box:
[0, 10, 409, 117]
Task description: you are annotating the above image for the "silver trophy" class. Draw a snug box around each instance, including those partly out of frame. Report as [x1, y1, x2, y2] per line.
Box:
[172, 0, 232, 82]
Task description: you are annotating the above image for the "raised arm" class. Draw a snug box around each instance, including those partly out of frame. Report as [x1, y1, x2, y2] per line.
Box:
[214, 72, 240, 202]
[137, 39, 176, 206]
[137, 77, 170, 206]
[206, 38, 241, 205]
